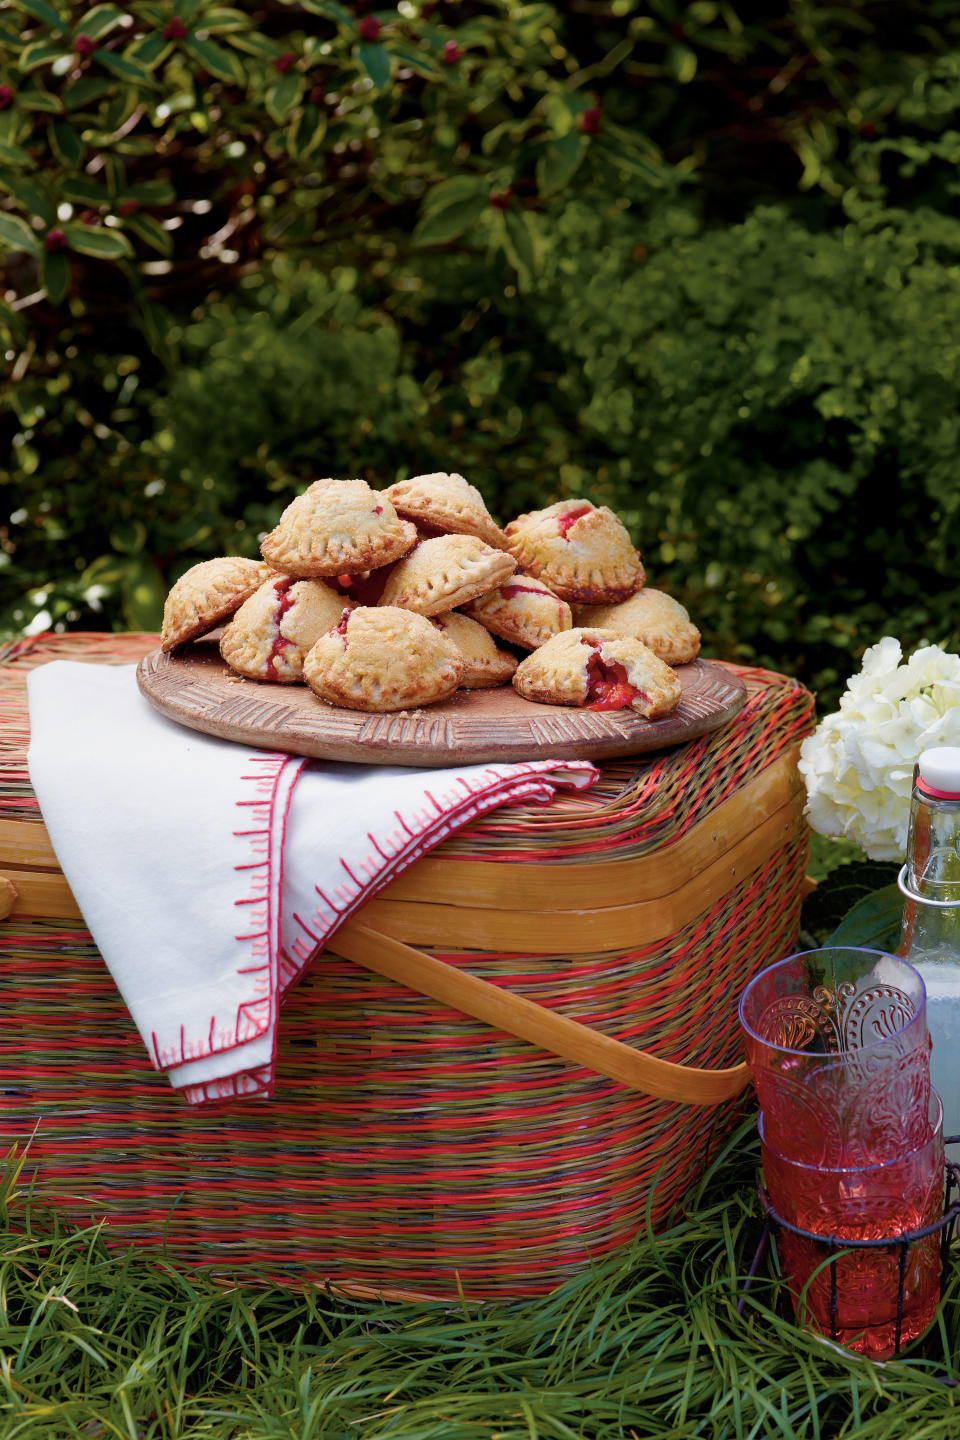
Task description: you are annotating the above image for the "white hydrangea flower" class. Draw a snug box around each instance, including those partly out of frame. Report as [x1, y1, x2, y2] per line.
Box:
[798, 638, 960, 860]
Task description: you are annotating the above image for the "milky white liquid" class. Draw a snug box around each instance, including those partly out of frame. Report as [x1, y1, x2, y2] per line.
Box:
[909, 957, 960, 1156]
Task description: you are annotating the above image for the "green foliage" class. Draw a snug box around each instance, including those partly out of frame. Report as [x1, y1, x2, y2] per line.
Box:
[4, 1, 960, 695]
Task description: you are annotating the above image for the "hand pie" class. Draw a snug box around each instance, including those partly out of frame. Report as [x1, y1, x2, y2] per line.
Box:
[304, 606, 463, 712]
[462, 575, 572, 651]
[513, 627, 682, 719]
[383, 472, 508, 550]
[260, 478, 417, 578]
[220, 576, 353, 683]
[377, 534, 517, 616]
[432, 611, 517, 689]
[503, 500, 643, 604]
[161, 556, 274, 652]
[576, 588, 701, 666]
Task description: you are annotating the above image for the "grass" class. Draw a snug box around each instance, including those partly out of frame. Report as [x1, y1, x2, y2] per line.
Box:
[2, 1125, 960, 1439]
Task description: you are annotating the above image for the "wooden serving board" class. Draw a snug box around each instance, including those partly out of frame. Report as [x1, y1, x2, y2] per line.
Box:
[136, 641, 746, 767]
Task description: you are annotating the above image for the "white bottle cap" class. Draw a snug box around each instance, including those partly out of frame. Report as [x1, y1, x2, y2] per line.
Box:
[918, 747, 960, 798]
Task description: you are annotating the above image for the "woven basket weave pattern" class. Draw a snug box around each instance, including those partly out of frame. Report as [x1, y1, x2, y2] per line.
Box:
[0, 634, 813, 1300]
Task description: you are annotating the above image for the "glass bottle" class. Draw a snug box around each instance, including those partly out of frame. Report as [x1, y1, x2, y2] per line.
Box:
[897, 746, 960, 1148]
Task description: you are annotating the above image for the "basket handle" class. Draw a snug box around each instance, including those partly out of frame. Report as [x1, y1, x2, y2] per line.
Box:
[333, 918, 752, 1107]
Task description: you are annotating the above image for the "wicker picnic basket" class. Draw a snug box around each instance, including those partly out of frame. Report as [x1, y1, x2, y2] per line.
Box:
[0, 632, 814, 1301]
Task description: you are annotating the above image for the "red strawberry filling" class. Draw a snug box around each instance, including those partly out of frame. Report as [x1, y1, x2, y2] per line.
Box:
[499, 583, 548, 599]
[265, 578, 296, 681]
[333, 609, 351, 646]
[583, 651, 646, 711]
[556, 503, 592, 540]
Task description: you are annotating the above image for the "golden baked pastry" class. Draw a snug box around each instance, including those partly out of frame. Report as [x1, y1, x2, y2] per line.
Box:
[383, 472, 508, 550]
[512, 627, 682, 718]
[220, 576, 353, 683]
[503, 500, 643, 604]
[576, 588, 701, 666]
[260, 478, 417, 578]
[160, 556, 274, 652]
[462, 575, 572, 651]
[432, 611, 517, 689]
[304, 606, 464, 712]
[377, 534, 517, 616]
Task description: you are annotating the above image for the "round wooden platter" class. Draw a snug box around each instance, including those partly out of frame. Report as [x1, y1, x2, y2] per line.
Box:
[136, 640, 747, 768]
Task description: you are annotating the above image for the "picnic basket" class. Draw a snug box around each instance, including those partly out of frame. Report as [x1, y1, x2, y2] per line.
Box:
[0, 632, 814, 1301]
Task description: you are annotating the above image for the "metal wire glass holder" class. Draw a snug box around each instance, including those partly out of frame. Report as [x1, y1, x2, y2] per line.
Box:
[739, 1146, 960, 1358]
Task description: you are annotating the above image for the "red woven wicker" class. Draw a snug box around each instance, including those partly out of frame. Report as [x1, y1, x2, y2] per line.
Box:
[0, 633, 814, 1300]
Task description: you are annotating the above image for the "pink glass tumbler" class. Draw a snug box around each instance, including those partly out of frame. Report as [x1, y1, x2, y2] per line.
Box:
[739, 948, 931, 1166]
[760, 1092, 945, 1360]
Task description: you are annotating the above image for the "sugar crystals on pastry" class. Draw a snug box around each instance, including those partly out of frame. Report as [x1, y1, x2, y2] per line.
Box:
[220, 576, 354, 683]
[512, 627, 682, 718]
[462, 574, 572, 651]
[260, 478, 417, 578]
[383, 472, 508, 550]
[304, 605, 464, 712]
[432, 611, 517, 689]
[576, 588, 701, 667]
[377, 533, 517, 616]
[160, 556, 274, 652]
[503, 499, 643, 605]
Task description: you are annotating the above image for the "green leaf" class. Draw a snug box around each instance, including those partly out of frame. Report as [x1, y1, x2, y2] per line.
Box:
[502, 206, 537, 274]
[61, 76, 114, 110]
[126, 31, 172, 68]
[10, 0, 67, 33]
[386, 42, 442, 79]
[60, 176, 110, 205]
[74, 4, 125, 40]
[49, 117, 83, 167]
[182, 34, 246, 84]
[826, 883, 903, 953]
[221, 31, 282, 58]
[198, 8, 250, 32]
[94, 49, 157, 85]
[18, 39, 67, 70]
[0, 169, 55, 225]
[0, 299, 28, 347]
[121, 555, 166, 630]
[0, 138, 35, 168]
[123, 179, 176, 205]
[357, 41, 391, 89]
[41, 246, 70, 302]
[667, 41, 697, 84]
[536, 131, 584, 196]
[17, 88, 63, 114]
[61, 220, 134, 257]
[412, 191, 487, 245]
[803, 860, 901, 946]
[297, 0, 354, 23]
[0, 211, 41, 256]
[266, 70, 304, 124]
[121, 210, 172, 255]
[287, 103, 326, 160]
[421, 175, 489, 215]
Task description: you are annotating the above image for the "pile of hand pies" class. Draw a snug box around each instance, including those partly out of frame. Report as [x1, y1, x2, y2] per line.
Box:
[160, 474, 701, 717]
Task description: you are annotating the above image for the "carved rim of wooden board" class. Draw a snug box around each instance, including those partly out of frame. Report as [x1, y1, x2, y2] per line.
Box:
[137, 641, 747, 767]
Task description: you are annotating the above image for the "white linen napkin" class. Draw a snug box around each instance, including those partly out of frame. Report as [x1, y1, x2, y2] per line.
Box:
[27, 661, 597, 1104]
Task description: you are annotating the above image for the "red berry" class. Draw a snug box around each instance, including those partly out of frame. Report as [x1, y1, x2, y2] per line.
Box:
[442, 40, 462, 64]
[669, 21, 685, 38]
[80, 209, 97, 225]
[489, 188, 512, 210]
[74, 33, 97, 57]
[0, 85, 12, 110]
[860, 122, 878, 138]
[579, 106, 602, 135]
[45, 228, 68, 252]
[275, 51, 295, 72]
[358, 15, 381, 40]
[631, 244, 647, 262]
[163, 17, 188, 40]
[118, 199, 139, 216]
[309, 84, 325, 103]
